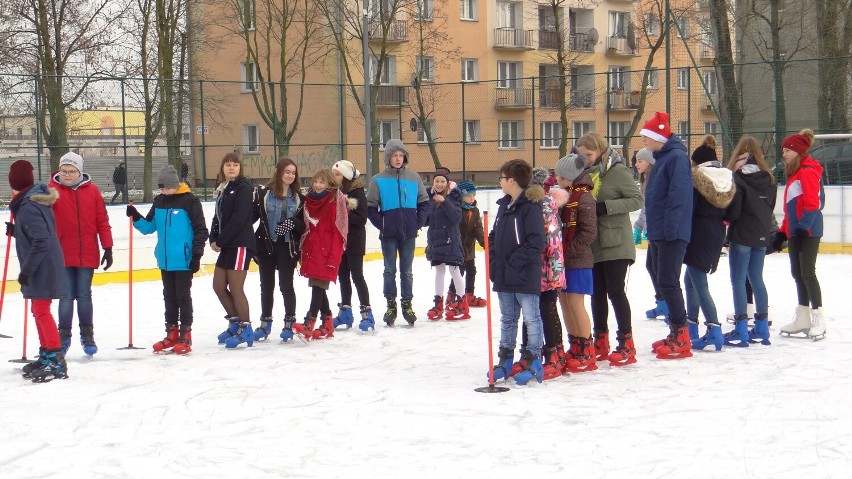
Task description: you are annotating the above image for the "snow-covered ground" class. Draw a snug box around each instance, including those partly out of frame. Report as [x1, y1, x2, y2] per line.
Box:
[1, 250, 849, 478]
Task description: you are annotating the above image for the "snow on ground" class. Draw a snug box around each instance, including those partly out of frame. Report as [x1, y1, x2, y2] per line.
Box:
[0, 250, 850, 478]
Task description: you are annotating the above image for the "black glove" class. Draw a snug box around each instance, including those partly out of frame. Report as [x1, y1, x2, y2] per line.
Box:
[126, 205, 142, 221]
[275, 218, 295, 237]
[595, 202, 607, 217]
[18, 274, 29, 286]
[771, 232, 787, 252]
[5, 222, 13, 237]
[190, 255, 201, 274]
[793, 228, 808, 239]
[101, 248, 113, 271]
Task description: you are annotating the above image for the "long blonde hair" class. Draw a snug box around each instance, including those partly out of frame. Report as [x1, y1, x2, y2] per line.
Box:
[728, 135, 775, 185]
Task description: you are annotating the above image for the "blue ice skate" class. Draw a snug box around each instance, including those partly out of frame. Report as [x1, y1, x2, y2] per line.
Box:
[217, 317, 240, 344]
[358, 306, 375, 332]
[513, 355, 543, 386]
[691, 322, 724, 351]
[748, 315, 771, 346]
[253, 317, 273, 341]
[59, 328, 71, 355]
[688, 320, 700, 342]
[280, 316, 296, 342]
[80, 325, 97, 356]
[224, 321, 254, 349]
[487, 348, 514, 382]
[333, 304, 354, 329]
[723, 317, 750, 347]
[646, 299, 669, 321]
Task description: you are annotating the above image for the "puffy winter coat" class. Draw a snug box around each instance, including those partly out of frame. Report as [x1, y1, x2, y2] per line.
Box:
[10, 184, 68, 300]
[48, 173, 113, 269]
[528, 184, 565, 291]
[588, 149, 643, 263]
[645, 135, 694, 242]
[253, 185, 305, 260]
[488, 189, 545, 295]
[343, 176, 369, 256]
[559, 173, 598, 270]
[425, 185, 464, 265]
[780, 155, 824, 238]
[210, 177, 257, 253]
[299, 190, 349, 282]
[725, 165, 777, 248]
[683, 162, 735, 273]
[366, 142, 429, 240]
[459, 201, 484, 261]
[133, 184, 208, 271]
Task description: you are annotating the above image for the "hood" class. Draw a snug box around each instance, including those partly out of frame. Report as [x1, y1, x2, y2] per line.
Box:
[655, 135, 688, 160]
[526, 184, 545, 204]
[349, 175, 366, 191]
[10, 183, 59, 214]
[550, 187, 569, 208]
[175, 183, 192, 195]
[736, 167, 774, 191]
[801, 155, 824, 177]
[51, 171, 92, 190]
[693, 164, 735, 208]
[596, 147, 626, 177]
[383, 139, 409, 167]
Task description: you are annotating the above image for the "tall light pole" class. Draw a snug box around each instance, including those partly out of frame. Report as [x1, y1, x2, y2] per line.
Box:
[362, 1, 373, 178]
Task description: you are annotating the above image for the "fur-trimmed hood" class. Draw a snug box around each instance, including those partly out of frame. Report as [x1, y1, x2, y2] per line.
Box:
[348, 175, 366, 191]
[346, 197, 358, 210]
[692, 163, 735, 209]
[29, 186, 60, 206]
[526, 184, 545, 204]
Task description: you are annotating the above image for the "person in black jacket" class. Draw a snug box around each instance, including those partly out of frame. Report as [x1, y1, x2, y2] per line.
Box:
[111, 162, 127, 204]
[210, 153, 257, 348]
[724, 136, 776, 346]
[331, 160, 374, 331]
[251, 158, 305, 342]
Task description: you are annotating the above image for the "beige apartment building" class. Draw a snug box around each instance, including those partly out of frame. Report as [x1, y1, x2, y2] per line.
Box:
[190, 0, 718, 184]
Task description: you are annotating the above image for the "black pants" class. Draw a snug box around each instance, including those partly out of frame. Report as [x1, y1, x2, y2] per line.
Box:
[256, 243, 298, 318]
[591, 259, 633, 334]
[338, 250, 370, 307]
[646, 251, 662, 301]
[788, 236, 822, 308]
[111, 183, 127, 204]
[448, 259, 477, 296]
[161, 270, 193, 326]
[308, 286, 332, 319]
[649, 239, 688, 327]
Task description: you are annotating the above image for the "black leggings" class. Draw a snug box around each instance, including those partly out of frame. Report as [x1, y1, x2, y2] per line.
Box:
[339, 251, 370, 307]
[788, 236, 822, 309]
[161, 270, 193, 326]
[256, 244, 298, 318]
[591, 259, 633, 334]
[646, 251, 662, 301]
[307, 286, 332, 320]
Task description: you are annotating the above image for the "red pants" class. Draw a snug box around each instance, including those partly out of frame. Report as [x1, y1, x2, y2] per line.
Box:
[31, 299, 60, 349]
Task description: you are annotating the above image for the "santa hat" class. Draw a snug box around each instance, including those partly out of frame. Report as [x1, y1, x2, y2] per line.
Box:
[781, 133, 811, 156]
[640, 112, 672, 143]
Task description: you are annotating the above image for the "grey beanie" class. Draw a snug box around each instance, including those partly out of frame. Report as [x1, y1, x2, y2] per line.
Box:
[555, 153, 588, 182]
[636, 148, 655, 165]
[157, 164, 180, 189]
[383, 139, 409, 166]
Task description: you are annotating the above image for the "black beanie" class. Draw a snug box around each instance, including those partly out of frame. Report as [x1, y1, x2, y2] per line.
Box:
[691, 145, 717, 165]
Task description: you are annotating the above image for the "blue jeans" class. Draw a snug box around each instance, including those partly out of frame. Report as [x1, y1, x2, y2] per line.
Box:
[497, 292, 543, 357]
[728, 241, 768, 316]
[684, 265, 719, 324]
[58, 267, 95, 329]
[381, 238, 415, 300]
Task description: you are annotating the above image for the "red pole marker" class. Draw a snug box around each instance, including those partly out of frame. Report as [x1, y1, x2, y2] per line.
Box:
[474, 211, 509, 394]
[118, 201, 143, 350]
[9, 299, 29, 363]
[0, 214, 15, 339]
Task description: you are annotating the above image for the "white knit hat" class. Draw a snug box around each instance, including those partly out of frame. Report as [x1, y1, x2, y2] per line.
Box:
[59, 152, 84, 173]
[332, 160, 360, 181]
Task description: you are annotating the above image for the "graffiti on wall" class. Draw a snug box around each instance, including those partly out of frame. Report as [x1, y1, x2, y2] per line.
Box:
[242, 145, 341, 179]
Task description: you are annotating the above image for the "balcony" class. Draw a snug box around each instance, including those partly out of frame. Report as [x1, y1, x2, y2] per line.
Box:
[374, 85, 408, 107]
[539, 30, 559, 50]
[569, 32, 595, 52]
[494, 28, 536, 49]
[699, 44, 715, 61]
[606, 36, 638, 56]
[495, 86, 533, 109]
[608, 90, 640, 110]
[569, 89, 595, 109]
[368, 19, 408, 43]
[539, 85, 562, 108]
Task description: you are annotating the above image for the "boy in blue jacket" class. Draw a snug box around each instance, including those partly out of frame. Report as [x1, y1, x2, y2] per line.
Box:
[487, 159, 546, 386]
[127, 165, 208, 354]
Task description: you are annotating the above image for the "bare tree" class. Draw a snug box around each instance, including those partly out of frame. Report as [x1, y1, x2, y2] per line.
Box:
[815, 0, 852, 132]
[707, 0, 743, 152]
[0, 0, 128, 170]
[156, 0, 190, 171]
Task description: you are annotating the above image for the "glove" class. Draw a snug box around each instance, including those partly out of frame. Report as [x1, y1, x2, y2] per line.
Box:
[793, 228, 808, 239]
[190, 255, 201, 274]
[595, 202, 607, 217]
[771, 232, 787, 252]
[275, 218, 295, 237]
[5, 221, 13, 237]
[101, 248, 113, 271]
[126, 205, 142, 221]
[18, 274, 29, 286]
[633, 227, 642, 245]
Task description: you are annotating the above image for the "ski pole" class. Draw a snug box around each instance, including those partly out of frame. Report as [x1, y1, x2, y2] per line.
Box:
[9, 299, 29, 363]
[475, 211, 508, 394]
[118, 202, 143, 350]
[0, 214, 14, 339]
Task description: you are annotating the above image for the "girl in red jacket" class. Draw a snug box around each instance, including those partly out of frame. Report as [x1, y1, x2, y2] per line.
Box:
[773, 129, 826, 339]
[293, 169, 349, 341]
[48, 152, 113, 357]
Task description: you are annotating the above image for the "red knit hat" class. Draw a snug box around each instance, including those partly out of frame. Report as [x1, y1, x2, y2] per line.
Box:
[640, 112, 672, 143]
[9, 160, 35, 192]
[781, 133, 811, 156]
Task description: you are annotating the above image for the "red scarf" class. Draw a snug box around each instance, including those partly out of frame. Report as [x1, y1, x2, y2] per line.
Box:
[561, 185, 590, 244]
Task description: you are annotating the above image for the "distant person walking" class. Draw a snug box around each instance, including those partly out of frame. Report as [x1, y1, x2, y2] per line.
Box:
[111, 162, 127, 205]
[180, 160, 190, 184]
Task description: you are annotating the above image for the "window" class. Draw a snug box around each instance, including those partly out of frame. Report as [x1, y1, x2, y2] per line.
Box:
[647, 68, 659, 89]
[414, 0, 433, 21]
[679, 121, 690, 137]
[416, 56, 435, 82]
[496, 2, 517, 28]
[540, 122, 562, 149]
[243, 124, 259, 153]
[702, 70, 717, 95]
[369, 55, 395, 84]
[608, 121, 630, 147]
[609, 11, 628, 37]
[675, 16, 689, 38]
[464, 120, 480, 143]
[378, 120, 399, 148]
[416, 120, 436, 143]
[644, 13, 658, 36]
[608, 66, 628, 90]
[461, 59, 478, 82]
[241, 61, 258, 92]
[704, 122, 720, 135]
[460, 0, 478, 21]
[498, 121, 522, 149]
[497, 61, 521, 88]
[369, 0, 395, 19]
[239, 0, 255, 31]
[677, 68, 689, 90]
[573, 121, 593, 140]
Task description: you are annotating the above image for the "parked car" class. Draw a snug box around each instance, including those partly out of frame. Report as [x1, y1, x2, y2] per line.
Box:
[809, 141, 852, 185]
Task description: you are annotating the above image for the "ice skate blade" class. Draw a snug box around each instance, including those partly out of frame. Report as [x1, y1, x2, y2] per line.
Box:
[609, 357, 638, 367]
[808, 333, 827, 341]
[655, 351, 693, 360]
[779, 331, 810, 338]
